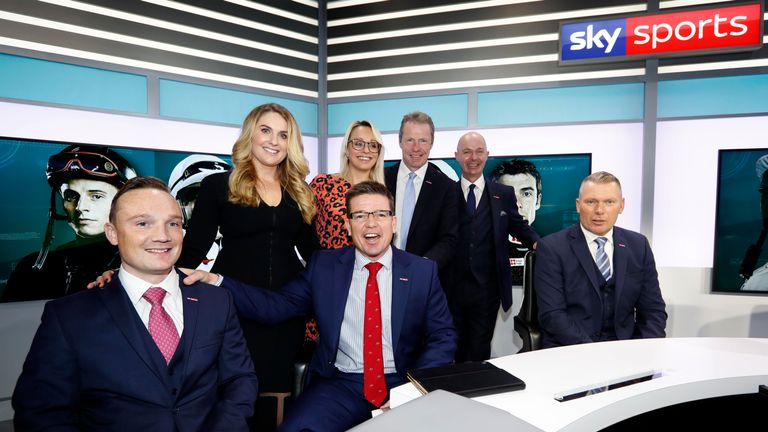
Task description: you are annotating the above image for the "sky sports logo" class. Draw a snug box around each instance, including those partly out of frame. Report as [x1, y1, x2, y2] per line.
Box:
[560, 3, 763, 63]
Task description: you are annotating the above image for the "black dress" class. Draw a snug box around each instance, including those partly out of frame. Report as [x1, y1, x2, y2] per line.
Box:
[176, 171, 319, 428]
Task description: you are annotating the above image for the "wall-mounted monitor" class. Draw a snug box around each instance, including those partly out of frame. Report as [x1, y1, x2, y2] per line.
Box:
[714, 148, 768, 293]
[0, 137, 231, 302]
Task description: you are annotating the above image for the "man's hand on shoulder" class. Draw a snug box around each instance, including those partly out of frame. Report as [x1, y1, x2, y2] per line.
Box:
[179, 268, 221, 286]
[86, 269, 116, 289]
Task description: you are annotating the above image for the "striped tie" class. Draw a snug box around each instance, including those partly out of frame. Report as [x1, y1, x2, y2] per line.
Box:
[595, 237, 612, 281]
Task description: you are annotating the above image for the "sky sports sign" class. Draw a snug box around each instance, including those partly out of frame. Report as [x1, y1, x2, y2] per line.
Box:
[560, 2, 763, 64]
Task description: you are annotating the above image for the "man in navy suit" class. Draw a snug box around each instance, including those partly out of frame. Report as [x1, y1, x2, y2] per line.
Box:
[13, 177, 258, 431]
[535, 171, 667, 348]
[185, 181, 457, 431]
[451, 132, 540, 361]
[384, 111, 458, 280]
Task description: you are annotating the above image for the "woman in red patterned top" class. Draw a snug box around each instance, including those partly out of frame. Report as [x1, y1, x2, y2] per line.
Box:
[304, 121, 386, 342]
[309, 120, 386, 249]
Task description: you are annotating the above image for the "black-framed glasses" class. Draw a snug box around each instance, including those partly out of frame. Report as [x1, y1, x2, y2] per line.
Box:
[348, 210, 392, 222]
[347, 139, 382, 153]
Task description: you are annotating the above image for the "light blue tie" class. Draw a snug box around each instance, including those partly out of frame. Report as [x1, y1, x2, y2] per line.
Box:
[399, 172, 416, 250]
[595, 237, 612, 281]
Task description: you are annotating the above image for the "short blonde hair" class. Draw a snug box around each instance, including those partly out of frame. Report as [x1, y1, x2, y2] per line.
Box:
[580, 171, 622, 196]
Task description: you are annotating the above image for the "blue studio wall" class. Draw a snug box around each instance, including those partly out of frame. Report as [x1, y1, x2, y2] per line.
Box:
[0, 53, 319, 135]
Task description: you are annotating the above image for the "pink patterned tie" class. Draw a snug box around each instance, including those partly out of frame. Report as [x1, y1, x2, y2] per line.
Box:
[143, 287, 180, 364]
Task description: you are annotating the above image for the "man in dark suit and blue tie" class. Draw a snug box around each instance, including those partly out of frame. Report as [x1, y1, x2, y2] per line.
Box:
[451, 132, 540, 361]
[182, 181, 457, 431]
[535, 171, 667, 348]
[12, 177, 258, 431]
[384, 111, 458, 280]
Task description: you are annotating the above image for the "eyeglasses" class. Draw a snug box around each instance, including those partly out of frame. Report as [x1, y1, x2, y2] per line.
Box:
[348, 210, 392, 222]
[347, 139, 382, 153]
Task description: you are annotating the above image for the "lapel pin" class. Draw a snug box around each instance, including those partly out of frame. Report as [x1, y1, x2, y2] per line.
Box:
[493, 195, 500, 199]
[500, 210, 507, 217]
[399, 277, 409, 282]
[186, 297, 199, 302]
[618, 243, 626, 248]
[425, 180, 432, 185]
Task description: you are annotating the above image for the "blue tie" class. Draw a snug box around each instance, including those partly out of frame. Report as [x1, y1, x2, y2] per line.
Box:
[595, 237, 612, 281]
[466, 184, 477, 216]
[400, 172, 416, 250]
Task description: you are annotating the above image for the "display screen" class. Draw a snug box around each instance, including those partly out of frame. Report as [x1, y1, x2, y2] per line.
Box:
[0, 137, 231, 302]
[714, 148, 768, 294]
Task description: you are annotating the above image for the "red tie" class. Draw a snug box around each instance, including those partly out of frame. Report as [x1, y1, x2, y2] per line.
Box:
[143, 287, 180, 364]
[363, 262, 386, 407]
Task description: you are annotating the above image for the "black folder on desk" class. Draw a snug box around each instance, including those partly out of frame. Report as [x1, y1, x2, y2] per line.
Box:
[406, 361, 525, 398]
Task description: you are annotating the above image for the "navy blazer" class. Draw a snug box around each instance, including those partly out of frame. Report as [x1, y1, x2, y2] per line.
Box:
[13, 270, 258, 432]
[384, 162, 459, 272]
[221, 246, 457, 381]
[534, 224, 667, 348]
[454, 178, 540, 311]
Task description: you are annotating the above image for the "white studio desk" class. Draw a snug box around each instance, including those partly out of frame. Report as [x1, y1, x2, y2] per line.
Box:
[389, 337, 768, 431]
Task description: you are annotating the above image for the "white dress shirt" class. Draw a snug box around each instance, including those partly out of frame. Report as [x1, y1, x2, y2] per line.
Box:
[119, 266, 184, 336]
[581, 225, 615, 272]
[460, 175, 486, 210]
[394, 162, 429, 246]
[335, 247, 396, 374]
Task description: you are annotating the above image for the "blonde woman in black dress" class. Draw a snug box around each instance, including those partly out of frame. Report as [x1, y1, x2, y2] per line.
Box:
[177, 103, 318, 431]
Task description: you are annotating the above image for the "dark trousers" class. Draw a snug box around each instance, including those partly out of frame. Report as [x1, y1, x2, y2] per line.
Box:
[278, 371, 404, 432]
[450, 275, 499, 362]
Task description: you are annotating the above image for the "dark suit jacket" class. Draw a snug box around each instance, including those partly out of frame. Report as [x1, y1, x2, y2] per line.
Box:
[13, 270, 258, 432]
[221, 246, 457, 381]
[384, 162, 458, 272]
[454, 178, 540, 311]
[534, 224, 667, 348]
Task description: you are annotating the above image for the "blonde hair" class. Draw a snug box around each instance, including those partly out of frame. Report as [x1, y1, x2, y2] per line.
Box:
[228, 103, 316, 224]
[339, 120, 385, 184]
[581, 171, 623, 195]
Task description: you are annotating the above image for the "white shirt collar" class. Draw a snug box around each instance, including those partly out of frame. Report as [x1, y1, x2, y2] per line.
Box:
[119, 265, 181, 306]
[397, 160, 429, 180]
[460, 175, 485, 195]
[580, 225, 614, 245]
[354, 246, 393, 272]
